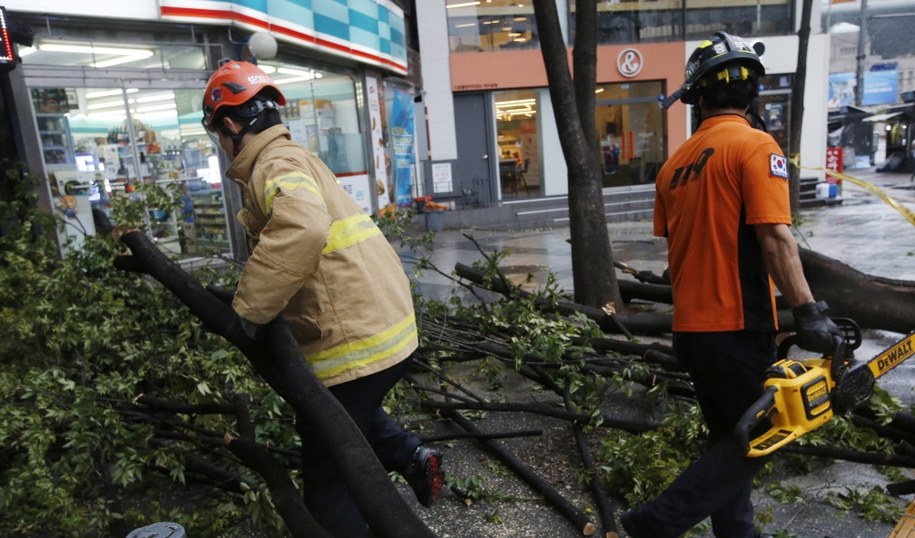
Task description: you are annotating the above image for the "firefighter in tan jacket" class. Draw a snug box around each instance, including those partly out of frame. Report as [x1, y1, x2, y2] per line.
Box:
[202, 60, 442, 537]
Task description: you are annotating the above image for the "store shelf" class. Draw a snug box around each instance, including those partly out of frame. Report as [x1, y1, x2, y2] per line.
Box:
[37, 114, 75, 166]
[188, 189, 229, 252]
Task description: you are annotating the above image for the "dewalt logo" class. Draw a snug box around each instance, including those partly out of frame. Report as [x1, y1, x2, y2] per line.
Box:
[873, 336, 914, 377]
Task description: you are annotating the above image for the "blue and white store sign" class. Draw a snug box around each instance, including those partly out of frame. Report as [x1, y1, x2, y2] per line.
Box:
[159, 0, 408, 75]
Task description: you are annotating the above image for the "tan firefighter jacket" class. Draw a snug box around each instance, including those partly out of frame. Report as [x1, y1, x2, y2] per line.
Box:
[227, 124, 417, 386]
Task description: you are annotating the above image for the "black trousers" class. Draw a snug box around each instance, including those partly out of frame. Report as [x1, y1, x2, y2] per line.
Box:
[641, 331, 776, 538]
[296, 355, 421, 537]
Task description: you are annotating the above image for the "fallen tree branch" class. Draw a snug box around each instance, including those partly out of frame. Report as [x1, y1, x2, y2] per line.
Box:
[800, 249, 915, 334]
[225, 434, 330, 538]
[421, 399, 660, 433]
[421, 429, 544, 443]
[887, 479, 915, 496]
[454, 263, 634, 336]
[444, 409, 597, 536]
[781, 444, 915, 467]
[563, 388, 618, 538]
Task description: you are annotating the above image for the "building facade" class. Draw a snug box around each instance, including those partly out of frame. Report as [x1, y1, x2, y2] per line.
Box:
[413, 0, 832, 226]
[4, 0, 416, 259]
[823, 0, 915, 171]
[3, 1, 838, 248]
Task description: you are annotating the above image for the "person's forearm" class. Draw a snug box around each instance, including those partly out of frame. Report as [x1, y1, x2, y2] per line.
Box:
[758, 227, 814, 308]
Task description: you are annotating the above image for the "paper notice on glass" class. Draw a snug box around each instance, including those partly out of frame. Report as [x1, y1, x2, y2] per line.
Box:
[288, 119, 308, 145]
[432, 162, 452, 194]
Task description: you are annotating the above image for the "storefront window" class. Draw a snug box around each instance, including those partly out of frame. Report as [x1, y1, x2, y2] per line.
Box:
[32, 86, 223, 256]
[495, 89, 540, 197]
[595, 80, 665, 186]
[260, 61, 366, 176]
[573, 1, 793, 44]
[759, 74, 794, 154]
[684, 0, 792, 40]
[446, 0, 538, 52]
[592, 1, 668, 43]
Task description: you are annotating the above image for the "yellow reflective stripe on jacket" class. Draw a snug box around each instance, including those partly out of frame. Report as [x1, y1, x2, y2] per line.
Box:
[310, 314, 417, 379]
[322, 213, 382, 254]
[264, 173, 321, 214]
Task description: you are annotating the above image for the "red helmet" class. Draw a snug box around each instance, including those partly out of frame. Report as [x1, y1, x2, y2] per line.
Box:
[201, 60, 286, 129]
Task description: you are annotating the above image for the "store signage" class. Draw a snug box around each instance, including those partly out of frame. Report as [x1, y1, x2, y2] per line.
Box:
[158, 0, 408, 75]
[825, 147, 843, 186]
[616, 48, 643, 78]
[0, 6, 16, 68]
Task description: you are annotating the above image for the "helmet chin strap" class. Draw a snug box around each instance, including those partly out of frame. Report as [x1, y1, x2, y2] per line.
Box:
[229, 99, 278, 156]
[230, 115, 263, 157]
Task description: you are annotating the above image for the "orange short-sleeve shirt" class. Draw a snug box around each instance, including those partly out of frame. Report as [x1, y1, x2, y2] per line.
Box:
[653, 114, 791, 332]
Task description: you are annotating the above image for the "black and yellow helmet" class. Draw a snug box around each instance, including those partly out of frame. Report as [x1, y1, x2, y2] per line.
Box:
[666, 31, 764, 108]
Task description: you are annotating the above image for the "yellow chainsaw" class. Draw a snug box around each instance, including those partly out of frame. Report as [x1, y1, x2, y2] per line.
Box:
[735, 319, 915, 457]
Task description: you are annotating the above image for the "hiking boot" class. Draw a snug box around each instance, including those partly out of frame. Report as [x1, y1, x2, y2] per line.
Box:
[403, 446, 444, 507]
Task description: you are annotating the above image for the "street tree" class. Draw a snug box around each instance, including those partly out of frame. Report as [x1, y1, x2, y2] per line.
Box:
[788, 0, 814, 213]
[532, 0, 623, 311]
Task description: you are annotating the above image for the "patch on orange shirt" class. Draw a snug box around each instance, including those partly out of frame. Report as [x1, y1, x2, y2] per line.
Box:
[770, 153, 789, 179]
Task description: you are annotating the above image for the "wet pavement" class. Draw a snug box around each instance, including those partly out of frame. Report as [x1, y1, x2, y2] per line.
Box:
[415, 166, 915, 301]
[406, 166, 915, 537]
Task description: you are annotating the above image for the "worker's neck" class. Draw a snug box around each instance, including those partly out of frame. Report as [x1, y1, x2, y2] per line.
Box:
[701, 107, 748, 121]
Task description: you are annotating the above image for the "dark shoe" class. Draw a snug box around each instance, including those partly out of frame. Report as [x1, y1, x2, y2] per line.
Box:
[403, 446, 444, 507]
[620, 508, 655, 538]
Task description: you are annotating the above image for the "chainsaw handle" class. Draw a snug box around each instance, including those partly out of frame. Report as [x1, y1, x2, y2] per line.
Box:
[735, 385, 778, 456]
[777, 317, 859, 361]
[829, 335, 847, 381]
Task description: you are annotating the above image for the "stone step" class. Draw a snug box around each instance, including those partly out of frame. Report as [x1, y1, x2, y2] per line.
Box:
[434, 186, 655, 231]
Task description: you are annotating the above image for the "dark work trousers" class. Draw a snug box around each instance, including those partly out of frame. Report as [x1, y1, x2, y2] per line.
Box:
[296, 354, 422, 538]
[641, 331, 776, 538]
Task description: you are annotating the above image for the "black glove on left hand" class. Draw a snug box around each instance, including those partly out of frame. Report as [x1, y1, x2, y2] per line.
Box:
[238, 315, 267, 344]
[206, 285, 236, 306]
[792, 300, 844, 355]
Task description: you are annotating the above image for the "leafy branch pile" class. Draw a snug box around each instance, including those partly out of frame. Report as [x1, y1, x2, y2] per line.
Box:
[387, 216, 915, 535]
[0, 167, 289, 536]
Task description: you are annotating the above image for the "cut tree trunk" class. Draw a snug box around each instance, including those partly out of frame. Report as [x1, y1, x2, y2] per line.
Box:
[799, 249, 915, 335]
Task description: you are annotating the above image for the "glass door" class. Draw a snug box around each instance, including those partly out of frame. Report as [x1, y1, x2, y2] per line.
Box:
[30, 84, 225, 257]
[595, 80, 665, 186]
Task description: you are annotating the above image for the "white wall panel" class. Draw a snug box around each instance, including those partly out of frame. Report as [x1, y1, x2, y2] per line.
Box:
[415, 1, 458, 161]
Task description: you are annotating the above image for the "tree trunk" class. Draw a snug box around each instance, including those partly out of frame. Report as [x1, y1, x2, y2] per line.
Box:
[115, 231, 435, 538]
[799, 249, 915, 334]
[788, 0, 813, 214]
[533, 0, 622, 310]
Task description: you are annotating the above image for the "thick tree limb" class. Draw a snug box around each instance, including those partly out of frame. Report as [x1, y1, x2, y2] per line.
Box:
[115, 230, 435, 538]
[798, 249, 915, 334]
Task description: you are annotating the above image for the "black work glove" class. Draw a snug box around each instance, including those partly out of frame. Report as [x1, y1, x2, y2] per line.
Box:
[238, 316, 267, 344]
[206, 285, 236, 306]
[206, 286, 266, 343]
[792, 300, 844, 355]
